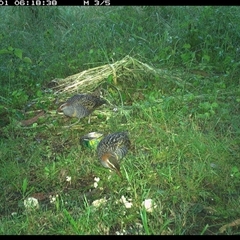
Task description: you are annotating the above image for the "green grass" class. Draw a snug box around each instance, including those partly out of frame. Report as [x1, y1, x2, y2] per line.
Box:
[0, 6, 240, 235]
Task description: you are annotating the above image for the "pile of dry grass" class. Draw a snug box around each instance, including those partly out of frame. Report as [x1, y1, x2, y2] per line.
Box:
[50, 55, 165, 95]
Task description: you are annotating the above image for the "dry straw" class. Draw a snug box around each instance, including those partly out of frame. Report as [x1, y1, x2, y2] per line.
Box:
[50, 55, 168, 95]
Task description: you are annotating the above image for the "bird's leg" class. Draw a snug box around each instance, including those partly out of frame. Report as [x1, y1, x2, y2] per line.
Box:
[88, 115, 91, 124]
[63, 118, 80, 128]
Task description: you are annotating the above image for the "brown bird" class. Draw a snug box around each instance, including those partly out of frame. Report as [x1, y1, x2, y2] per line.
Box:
[97, 131, 131, 177]
[57, 91, 107, 126]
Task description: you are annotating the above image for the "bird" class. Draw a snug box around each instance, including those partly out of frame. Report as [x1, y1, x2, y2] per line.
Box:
[57, 90, 107, 126]
[97, 131, 131, 177]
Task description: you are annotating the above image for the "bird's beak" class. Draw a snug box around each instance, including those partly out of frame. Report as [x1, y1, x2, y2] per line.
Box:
[56, 104, 64, 114]
[116, 170, 123, 178]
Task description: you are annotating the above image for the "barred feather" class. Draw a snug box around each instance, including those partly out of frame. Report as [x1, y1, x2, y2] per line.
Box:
[97, 132, 130, 176]
[57, 93, 106, 123]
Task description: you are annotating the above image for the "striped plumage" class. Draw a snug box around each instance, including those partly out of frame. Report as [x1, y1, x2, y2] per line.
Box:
[57, 92, 106, 126]
[97, 131, 130, 177]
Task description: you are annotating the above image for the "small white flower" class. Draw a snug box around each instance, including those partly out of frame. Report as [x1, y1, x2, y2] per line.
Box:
[115, 229, 127, 235]
[11, 212, 17, 216]
[94, 177, 100, 182]
[124, 202, 133, 209]
[120, 195, 133, 209]
[93, 177, 100, 188]
[50, 197, 56, 203]
[49, 194, 59, 204]
[142, 199, 157, 213]
[92, 197, 107, 208]
[66, 176, 71, 182]
[24, 197, 39, 210]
